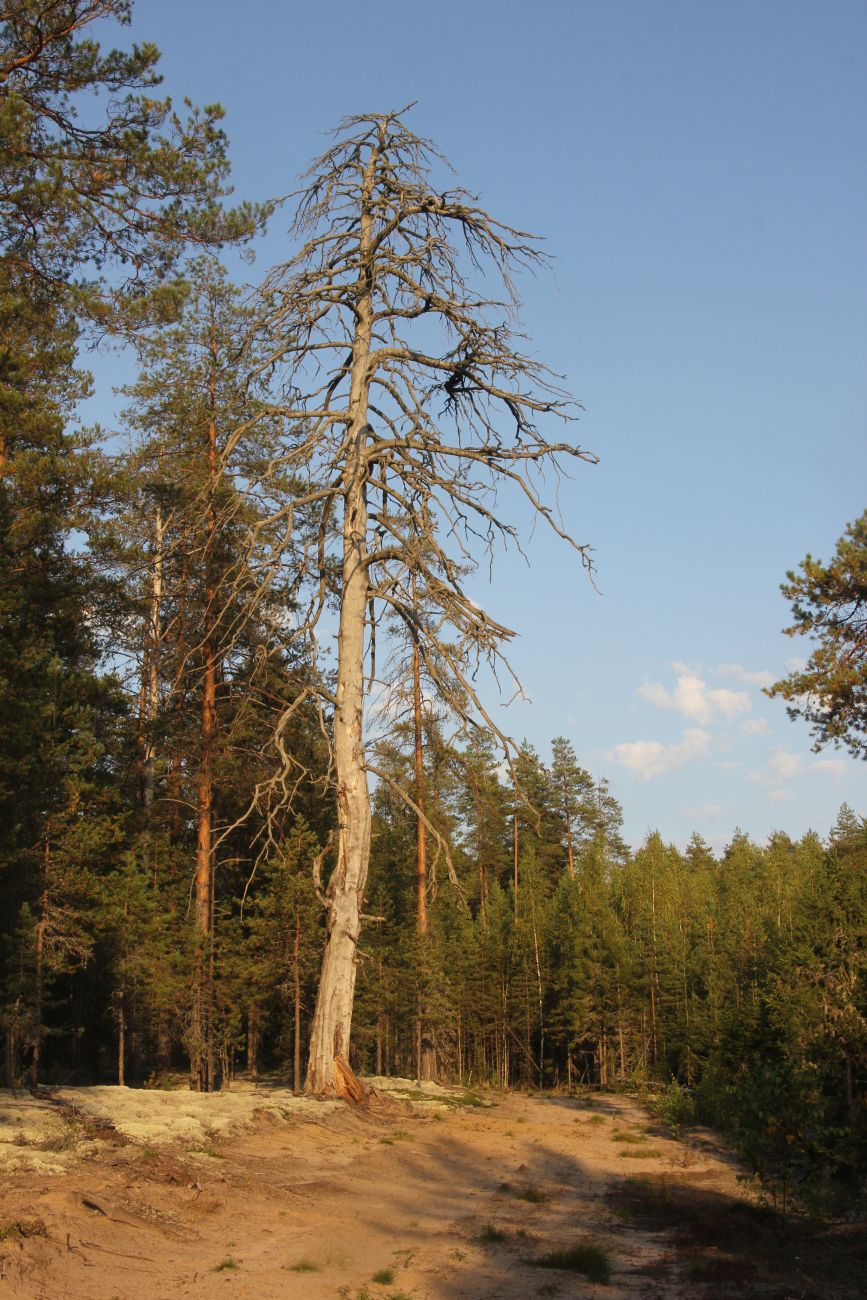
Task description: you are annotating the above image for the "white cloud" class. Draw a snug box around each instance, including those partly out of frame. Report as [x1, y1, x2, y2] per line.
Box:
[638, 672, 751, 724]
[815, 757, 846, 775]
[785, 656, 807, 673]
[685, 802, 723, 819]
[768, 789, 792, 802]
[770, 750, 804, 781]
[750, 749, 804, 786]
[611, 728, 711, 781]
[714, 663, 775, 688]
[740, 718, 769, 736]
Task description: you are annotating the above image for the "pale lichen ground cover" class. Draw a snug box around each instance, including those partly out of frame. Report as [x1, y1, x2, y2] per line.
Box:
[0, 1074, 467, 1175]
[0, 1081, 345, 1173]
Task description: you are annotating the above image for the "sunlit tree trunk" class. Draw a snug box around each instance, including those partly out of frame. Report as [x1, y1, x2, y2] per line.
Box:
[305, 152, 376, 1095]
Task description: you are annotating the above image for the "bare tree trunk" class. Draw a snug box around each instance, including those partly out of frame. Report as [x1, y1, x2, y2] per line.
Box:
[649, 981, 658, 1067]
[135, 628, 148, 806]
[30, 831, 51, 1086]
[167, 555, 188, 844]
[117, 985, 126, 1087]
[192, 321, 219, 1092]
[413, 598, 428, 937]
[531, 906, 544, 1090]
[247, 1008, 259, 1078]
[513, 801, 519, 914]
[142, 504, 164, 811]
[4, 999, 20, 1087]
[305, 151, 377, 1096]
[293, 905, 302, 1093]
[31, 914, 45, 1085]
[413, 589, 436, 1082]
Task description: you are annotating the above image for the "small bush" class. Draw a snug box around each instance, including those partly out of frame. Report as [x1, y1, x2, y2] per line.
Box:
[516, 1184, 549, 1203]
[287, 1260, 318, 1272]
[372, 1268, 395, 1284]
[653, 1081, 696, 1133]
[213, 1256, 239, 1272]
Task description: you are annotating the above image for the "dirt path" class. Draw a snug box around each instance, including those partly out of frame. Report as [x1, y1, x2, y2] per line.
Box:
[0, 1083, 857, 1298]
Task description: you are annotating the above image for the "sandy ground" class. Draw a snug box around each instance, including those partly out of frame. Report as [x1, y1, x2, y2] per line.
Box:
[0, 1079, 846, 1299]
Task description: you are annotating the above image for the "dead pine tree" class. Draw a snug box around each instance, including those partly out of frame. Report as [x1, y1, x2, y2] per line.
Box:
[264, 107, 597, 1097]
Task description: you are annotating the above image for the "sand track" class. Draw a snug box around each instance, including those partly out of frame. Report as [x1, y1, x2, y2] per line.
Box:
[0, 1082, 843, 1299]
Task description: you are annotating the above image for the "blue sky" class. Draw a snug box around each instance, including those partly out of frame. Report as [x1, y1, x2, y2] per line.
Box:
[88, 0, 866, 849]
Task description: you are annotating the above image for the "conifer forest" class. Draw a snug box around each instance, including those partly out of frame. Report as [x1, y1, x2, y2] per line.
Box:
[1, 0, 865, 1234]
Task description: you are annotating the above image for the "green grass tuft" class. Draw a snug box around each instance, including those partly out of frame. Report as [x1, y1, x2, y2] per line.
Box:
[516, 1184, 549, 1203]
[612, 1129, 646, 1143]
[287, 1259, 318, 1272]
[372, 1268, 395, 1284]
[213, 1256, 239, 1272]
[532, 1242, 611, 1284]
[478, 1220, 507, 1243]
[617, 1146, 660, 1159]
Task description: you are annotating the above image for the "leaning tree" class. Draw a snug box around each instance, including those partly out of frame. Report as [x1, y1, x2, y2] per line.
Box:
[264, 109, 597, 1095]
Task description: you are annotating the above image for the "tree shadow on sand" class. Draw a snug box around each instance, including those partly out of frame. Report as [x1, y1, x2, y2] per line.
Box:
[345, 1098, 866, 1300]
